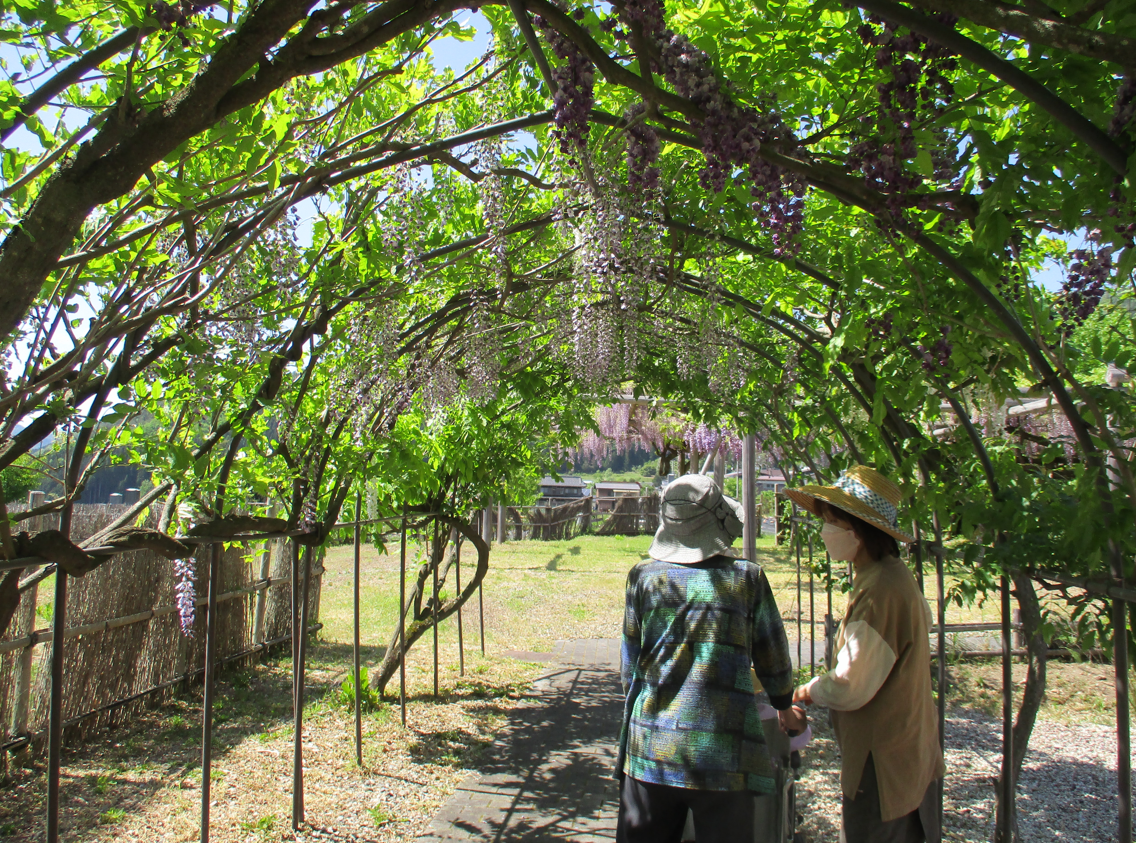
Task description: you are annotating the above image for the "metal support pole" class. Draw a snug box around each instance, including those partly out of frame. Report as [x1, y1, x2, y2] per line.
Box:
[1114, 585, 1132, 843]
[479, 511, 488, 654]
[291, 540, 300, 704]
[399, 507, 407, 726]
[201, 542, 222, 843]
[933, 512, 947, 832]
[742, 434, 757, 562]
[1000, 573, 1015, 843]
[455, 529, 464, 676]
[795, 511, 802, 671]
[913, 521, 925, 593]
[352, 492, 363, 767]
[293, 544, 312, 829]
[825, 551, 833, 668]
[432, 519, 439, 699]
[808, 533, 815, 678]
[497, 502, 505, 544]
[479, 582, 486, 655]
[45, 569, 67, 843]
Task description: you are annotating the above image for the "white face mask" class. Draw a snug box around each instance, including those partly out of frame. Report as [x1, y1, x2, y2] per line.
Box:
[820, 522, 861, 561]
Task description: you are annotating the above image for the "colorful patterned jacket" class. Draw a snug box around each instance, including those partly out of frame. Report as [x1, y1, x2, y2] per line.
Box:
[617, 555, 795, 792]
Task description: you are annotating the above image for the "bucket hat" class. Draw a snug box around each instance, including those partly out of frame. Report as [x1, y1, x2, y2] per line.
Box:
[649, 473, 745, 564]
[784, 465, 914, 544]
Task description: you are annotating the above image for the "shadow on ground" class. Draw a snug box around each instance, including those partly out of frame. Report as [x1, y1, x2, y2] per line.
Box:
[421, 666, 623, 841]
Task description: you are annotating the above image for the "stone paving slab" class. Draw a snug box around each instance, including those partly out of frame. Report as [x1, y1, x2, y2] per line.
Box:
[416, 641, 623, 842]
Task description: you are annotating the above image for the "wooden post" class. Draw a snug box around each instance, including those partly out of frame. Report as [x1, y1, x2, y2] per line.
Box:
[252, 541, 272, 647]
[497, 502, 505, 544]
[713, 450, 725, 492]
[741, 434, 757, 562]
[9, 575, 37, 737]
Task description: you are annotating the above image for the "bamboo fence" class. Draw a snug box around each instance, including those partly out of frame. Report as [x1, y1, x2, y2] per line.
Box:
[0, 503, 319, 751]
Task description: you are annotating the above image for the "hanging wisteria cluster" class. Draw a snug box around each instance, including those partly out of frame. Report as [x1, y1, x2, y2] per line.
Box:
[422, 356, 461, 413]
[465, 285, 502, 401]
[1110, 75, 1136, 139]
[623, 101, 661, 194]
[570, 403, 743, 470]
[917, 325, 953, 371]
[173, 556, 196, 636]
[534, 6, 596, 156]
[379, 164, 430, 282]
[850, 13, 960, 219]
[477, 138, 510, 286]
[684, 422, 742, 459]
[559, 181, 655, 386]
[1060, 242, 1111, 328]
[211, 209, 304, 363]
[327, 307, 401, 442]
[609, 0, 807, 254]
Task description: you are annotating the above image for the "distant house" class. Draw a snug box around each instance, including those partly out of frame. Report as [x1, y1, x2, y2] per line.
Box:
[537, 476, 590, 506]
[756, 470, 788, 493]
[595, 480, 642, 512]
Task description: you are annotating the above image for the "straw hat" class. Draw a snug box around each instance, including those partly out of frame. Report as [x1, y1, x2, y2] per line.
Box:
[784, 465, 914, 544]
[649, 473, 745, 564]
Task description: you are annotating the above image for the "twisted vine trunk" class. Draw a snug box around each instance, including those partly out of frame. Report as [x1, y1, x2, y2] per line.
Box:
[371, 514, 488, 695]
[993, 571, 1048, 843]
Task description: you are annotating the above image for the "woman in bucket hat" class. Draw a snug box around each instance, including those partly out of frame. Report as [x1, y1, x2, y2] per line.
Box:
[787, 465, 944, 843]
[616, 473, 806, 843]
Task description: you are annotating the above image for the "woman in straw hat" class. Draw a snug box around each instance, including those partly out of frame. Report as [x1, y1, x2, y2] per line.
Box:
[786, 465, 944, 843]
[616, 473, 806, 843]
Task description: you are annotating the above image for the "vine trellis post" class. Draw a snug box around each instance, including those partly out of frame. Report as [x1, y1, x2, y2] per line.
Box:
[200, 542, 222, 843]
[741, 434, 757, 562]
[808, 532, 815, 679]
[432, 518, 440, 699]
[399, 506, 408, 726]
[352, 492, 363, 767]
[1000, 574, 1015, 843]
[455, 527, 465, 677]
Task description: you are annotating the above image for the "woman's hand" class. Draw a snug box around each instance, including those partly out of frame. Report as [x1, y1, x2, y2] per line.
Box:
[793, 684, 813, 706]
[778, 705, 808, 734]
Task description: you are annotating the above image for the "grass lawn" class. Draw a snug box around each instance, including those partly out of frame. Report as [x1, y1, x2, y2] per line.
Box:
[315, 530, 1009, 697]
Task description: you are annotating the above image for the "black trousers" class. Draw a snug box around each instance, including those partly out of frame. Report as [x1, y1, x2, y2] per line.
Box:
[616, 775, 755, 843]
[841, 754, 941, 843]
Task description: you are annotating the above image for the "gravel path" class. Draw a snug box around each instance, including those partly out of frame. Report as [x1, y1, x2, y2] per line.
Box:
[796, 708, 1133, 843]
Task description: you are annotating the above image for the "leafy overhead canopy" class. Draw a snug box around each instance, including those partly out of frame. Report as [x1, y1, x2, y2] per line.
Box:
[0, 0, 1134, 632]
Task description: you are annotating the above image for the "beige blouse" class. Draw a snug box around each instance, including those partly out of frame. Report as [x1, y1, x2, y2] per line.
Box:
[805, 555, 945, 820]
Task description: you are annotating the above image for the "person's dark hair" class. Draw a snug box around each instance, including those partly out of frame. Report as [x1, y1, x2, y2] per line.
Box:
[814, 499, 899, 561]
